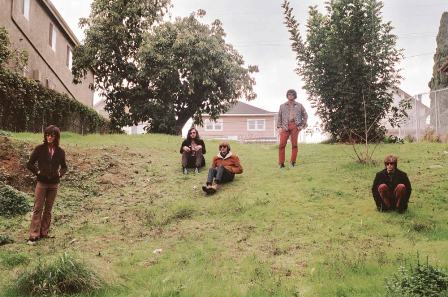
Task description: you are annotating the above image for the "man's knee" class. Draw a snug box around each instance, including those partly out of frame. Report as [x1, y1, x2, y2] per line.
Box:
[395, 184, 406, 191]
[378, 184, 389, 192]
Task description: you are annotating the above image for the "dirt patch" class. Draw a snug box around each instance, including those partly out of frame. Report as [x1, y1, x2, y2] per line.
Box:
[0, 137, 34, 192]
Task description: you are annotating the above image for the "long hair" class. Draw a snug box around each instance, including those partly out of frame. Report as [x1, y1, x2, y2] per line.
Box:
[186, 127, 200, 142]
[286, 89, 297, 99]
[43, 125, 61, 147]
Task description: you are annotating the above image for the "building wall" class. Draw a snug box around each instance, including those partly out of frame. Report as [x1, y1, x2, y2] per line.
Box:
[0, 0, 94, 107]
[196, 115, 277, 140]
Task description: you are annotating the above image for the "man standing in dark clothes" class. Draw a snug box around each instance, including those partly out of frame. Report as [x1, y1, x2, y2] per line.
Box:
[372, 155, 412, 213]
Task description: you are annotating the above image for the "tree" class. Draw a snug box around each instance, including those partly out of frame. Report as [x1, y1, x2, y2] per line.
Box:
[428, 12, 448, 131]
[0, 26, 27, 72]
[135, 13, 257, 134]
[73, 1, 257, 134]
[72, 0, 170, 129]
[282, 0, 405, 144]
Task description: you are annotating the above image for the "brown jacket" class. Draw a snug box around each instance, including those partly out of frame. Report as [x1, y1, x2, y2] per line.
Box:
[211, 152, 243, 174]
[27, 143, 67, 184]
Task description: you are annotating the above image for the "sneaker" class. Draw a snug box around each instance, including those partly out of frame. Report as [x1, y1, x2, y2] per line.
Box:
[27, 238, 38, 245]
[194, 168, 199, 174]
[202, 185, 213, 194]
[279, 163, 285, 169]
[183, 168, 188, 175]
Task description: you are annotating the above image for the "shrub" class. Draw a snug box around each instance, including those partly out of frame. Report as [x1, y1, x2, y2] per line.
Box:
[0, 234, 14, 245]
[383, 135, 404, 144]
[0, 184, 31, 217]
[422, 128, 441, 143]
[386, 255, 448, 297]
[14, 253, 103, 296]
[404, 135, 415, 143]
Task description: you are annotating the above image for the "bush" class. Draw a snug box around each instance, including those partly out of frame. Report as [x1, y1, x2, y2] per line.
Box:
[384, 135, 404, 144]
[404, 135, 415, 143]
[0, 184, 31, 217]
[423, 128, 441, 143]
[0, 234, 14, 245]
[14, 253, 103, 296]
[386, 255, 448, 297]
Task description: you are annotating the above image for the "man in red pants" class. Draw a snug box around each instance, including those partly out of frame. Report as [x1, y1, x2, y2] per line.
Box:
[277, 89, 308, 168]
[372, 155, 412, 213]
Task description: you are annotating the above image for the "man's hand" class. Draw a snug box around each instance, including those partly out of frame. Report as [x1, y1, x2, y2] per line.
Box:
[194, 145, 202, 151]
[183, 146, 191, 152]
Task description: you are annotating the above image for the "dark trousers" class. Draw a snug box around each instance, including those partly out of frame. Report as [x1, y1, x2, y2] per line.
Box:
[182, 149, 203, 168]
[378, 183, 408, 211]
[207, 165, 234, 185]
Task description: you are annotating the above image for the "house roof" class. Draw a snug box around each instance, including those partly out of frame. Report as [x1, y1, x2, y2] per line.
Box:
[222, 101, 275, 115]
[41, 0, 80, 47]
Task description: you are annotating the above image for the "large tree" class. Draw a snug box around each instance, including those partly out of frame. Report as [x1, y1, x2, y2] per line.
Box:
[282, 0, 405, 143]
[428, 12, 448, 131]
[134, 13, 257, 134]
[72, 0, 170, 129]
[73, 1, 256, 134]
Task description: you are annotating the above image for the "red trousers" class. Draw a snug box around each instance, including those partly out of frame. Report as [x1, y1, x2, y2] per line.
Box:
[279, 121, 300, 164]
[29, 182, 58, 240]
[378, 183, 407, 211]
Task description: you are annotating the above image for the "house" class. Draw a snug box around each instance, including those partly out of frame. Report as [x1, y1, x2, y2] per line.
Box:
[0, 0, 94, 107]
[93, 100, 148, 134]
[195, 101, 277, 142]
[386, 88, 431, 139]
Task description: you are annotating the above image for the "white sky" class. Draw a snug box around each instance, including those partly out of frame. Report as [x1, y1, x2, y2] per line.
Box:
[52, 0, 448, 123]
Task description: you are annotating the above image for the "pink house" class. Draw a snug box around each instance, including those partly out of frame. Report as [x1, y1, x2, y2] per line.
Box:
[196, 101, 277, 142]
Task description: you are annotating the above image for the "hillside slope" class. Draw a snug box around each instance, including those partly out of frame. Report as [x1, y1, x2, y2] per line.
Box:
[1, 133, 447, 296]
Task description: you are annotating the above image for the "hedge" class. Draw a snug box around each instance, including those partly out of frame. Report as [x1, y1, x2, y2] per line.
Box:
[0, 68, 109, 134]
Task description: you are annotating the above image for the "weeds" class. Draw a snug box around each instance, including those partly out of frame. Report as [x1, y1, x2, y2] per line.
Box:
[1, 252, 29, 268]
[13, 253, 104, 296]
[386, 254, 448, 297]
[0, 184, 31, 217]
[0, 234, 14, 246]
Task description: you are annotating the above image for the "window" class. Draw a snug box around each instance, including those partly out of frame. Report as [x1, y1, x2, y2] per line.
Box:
[49, 23, 56, 51]
[247, 119, 265, 131]
[22, 0, 30, 19]
[204, 119, 223, 131]
[66, 46, 73, 69]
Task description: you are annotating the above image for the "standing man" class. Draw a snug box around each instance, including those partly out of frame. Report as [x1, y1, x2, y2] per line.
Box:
[372, 155, 412, 213]
[277, 89, 308, 168]
[26, 125, 67, 245]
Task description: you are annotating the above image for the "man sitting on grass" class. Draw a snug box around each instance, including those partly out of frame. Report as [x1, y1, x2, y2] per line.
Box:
[202, 142, 243, 195]
[372, 154, 412, 213]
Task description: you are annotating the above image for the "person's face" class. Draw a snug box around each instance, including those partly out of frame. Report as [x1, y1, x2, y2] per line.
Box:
[385, 162, 396, 173]
[219, 145, 229, 154]
[287, 93, 295, 101]
[189, 130, 197, 139]
[46, 133, 55, 144]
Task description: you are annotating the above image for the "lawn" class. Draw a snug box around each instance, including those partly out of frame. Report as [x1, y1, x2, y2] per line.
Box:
[1, 133, 447, 296]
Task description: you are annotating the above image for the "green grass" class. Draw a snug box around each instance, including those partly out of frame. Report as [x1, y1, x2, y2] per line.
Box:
[1, 133, 447, 296]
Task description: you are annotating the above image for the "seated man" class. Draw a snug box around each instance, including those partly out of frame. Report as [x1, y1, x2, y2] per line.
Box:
[180, 128, 206, 174]
[202, 142, 243, 195]
[372, 154, 412, 213]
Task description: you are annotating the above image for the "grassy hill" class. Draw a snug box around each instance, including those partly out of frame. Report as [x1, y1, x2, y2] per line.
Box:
[1, 133, 447, 296]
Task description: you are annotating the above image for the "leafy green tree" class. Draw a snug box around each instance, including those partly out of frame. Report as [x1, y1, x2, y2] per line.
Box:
[73, 1, 257, 134]
[136, 13, 257, 134]
[428, 12, 448, 129]
[72, 0, 170, 129]
[0, 27, 27, 72]
[282, 0, 405, 143]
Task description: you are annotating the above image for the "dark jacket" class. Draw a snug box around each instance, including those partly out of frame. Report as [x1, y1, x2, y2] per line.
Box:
[27, 144, 67, 184]
[372, 168, 412, 210]
[180, 138, 206, 167]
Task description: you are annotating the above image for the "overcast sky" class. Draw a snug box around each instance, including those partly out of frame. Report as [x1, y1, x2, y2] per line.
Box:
[52, 0, 448, 119]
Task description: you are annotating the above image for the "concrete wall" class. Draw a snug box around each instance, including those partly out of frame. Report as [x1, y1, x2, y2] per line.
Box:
[0, 0, 94, 107]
